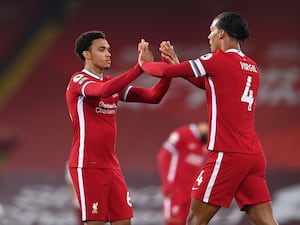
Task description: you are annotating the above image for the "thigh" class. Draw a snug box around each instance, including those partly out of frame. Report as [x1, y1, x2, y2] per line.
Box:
[70, 167, 111, 222]
[235, 153, 271, 210]
[111, 219, 132, 225]
[84, 221, 105, 225]
[187, 198, 219, 225]
[108, 169, 133, 222]
[191, 152, 253, 208]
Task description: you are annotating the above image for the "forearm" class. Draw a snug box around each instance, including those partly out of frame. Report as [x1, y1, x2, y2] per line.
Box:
[141, 61, 194, 78]
[84, 64, 142, 97]
[122, 78, 172, 103]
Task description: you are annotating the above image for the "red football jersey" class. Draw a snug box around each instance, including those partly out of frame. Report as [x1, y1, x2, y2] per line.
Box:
[142, 49, 263, 154]
[66, 70, 120, 169]
[66, 64, 171, 169]
[66, 65, 143, 169]
[157, 124, 208, 197]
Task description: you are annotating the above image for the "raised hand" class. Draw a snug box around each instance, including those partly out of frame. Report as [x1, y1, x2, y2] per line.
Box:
[138, 39, 154, 67]
[159, 41, 180, 64]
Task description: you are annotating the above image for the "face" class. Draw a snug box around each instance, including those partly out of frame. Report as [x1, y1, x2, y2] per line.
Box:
[208, 18, 222, 52]
[84, 38, 111, 72]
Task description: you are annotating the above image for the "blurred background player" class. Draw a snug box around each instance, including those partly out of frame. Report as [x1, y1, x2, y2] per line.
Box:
[157, 122, 209, 225]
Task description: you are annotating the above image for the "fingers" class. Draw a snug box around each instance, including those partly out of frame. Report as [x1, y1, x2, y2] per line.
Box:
[159, 40, 180, 64]
[138, 39, 147, 53]
[138, 38, 153, 67]
[159, 41, 173, 52]
[161, 53, 172, 63]
[138, 38, 149, 52]
[159, 41, 174, 56]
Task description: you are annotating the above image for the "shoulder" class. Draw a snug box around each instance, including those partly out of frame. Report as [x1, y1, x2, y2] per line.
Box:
[71, 72, 89, 82]
[198, 50, 224, 63]
[68, 71, 94, 91]
[104, 75, 113, 80]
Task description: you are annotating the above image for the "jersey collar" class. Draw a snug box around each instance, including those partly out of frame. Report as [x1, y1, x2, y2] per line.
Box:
[225, 48, 245, 57]
[82, 68, 104, 81]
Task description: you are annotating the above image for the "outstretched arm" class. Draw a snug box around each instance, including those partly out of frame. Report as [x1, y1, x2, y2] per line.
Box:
[138, 39, 192, 78]
[120, 77, 171, 103]
[119, 39, 171, 103]
[157, 40, 206, 89]
[81, 64, 142, 98]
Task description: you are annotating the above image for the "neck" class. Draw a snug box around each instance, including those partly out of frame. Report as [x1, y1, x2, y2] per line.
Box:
[84, 68, 103, 79]
[84, 64, 104, 77]
[221, 39, 240, 52]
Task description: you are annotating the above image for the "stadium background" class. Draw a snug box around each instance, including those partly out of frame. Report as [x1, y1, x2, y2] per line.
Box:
[0, 0, 299, 224]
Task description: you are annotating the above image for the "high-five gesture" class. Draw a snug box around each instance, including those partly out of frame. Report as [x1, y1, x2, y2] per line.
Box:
[159, 41, 180, 64]
[138, 39, 154, 67]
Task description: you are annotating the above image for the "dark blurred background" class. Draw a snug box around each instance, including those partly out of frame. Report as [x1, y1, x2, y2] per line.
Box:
[0, 0, 299, 224]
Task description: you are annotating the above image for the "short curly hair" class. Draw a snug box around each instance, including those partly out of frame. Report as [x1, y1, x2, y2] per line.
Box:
[74, 30, 106, 61]
[215, 12, 250, 41]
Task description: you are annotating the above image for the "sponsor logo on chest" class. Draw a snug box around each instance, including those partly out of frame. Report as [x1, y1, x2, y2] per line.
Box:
[95, 100, 117, 115]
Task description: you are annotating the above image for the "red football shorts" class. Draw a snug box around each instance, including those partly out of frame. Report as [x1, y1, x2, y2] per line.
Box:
[191, 151, 271, 210]
[70, 167, 133, 222]
[163, 195, 191, 224]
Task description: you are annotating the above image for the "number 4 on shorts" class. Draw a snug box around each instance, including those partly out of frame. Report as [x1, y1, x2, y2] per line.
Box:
[196, 170, 205, 186]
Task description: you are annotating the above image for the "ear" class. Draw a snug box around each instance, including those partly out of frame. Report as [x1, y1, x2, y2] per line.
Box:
[83, 50, 91, 60]
[218, 29, 225, 39]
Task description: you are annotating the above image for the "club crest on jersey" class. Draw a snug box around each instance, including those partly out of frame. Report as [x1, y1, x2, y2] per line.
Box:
[112, 93, 119, 98]
[200, 53, 213, 60]
[92, 202, 98, 214]
[127, 191, 133, 207]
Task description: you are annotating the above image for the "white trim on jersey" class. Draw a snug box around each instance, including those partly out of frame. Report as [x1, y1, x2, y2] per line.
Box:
[122, 85, 133, 101]
[77, 96, 85, 168]
[203, 152, 223, 203]
[81, 81, 95, 97]
[189, 59, 206, 78]
[189, 123, 201, 139]
[82, 68, 104, 81]
[77, 167, 86, 221]
[225, 48, 245, 57]
[207, 77, 217, 150]
[194, 58, 206, 75]
[163, 142, 179, 183]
